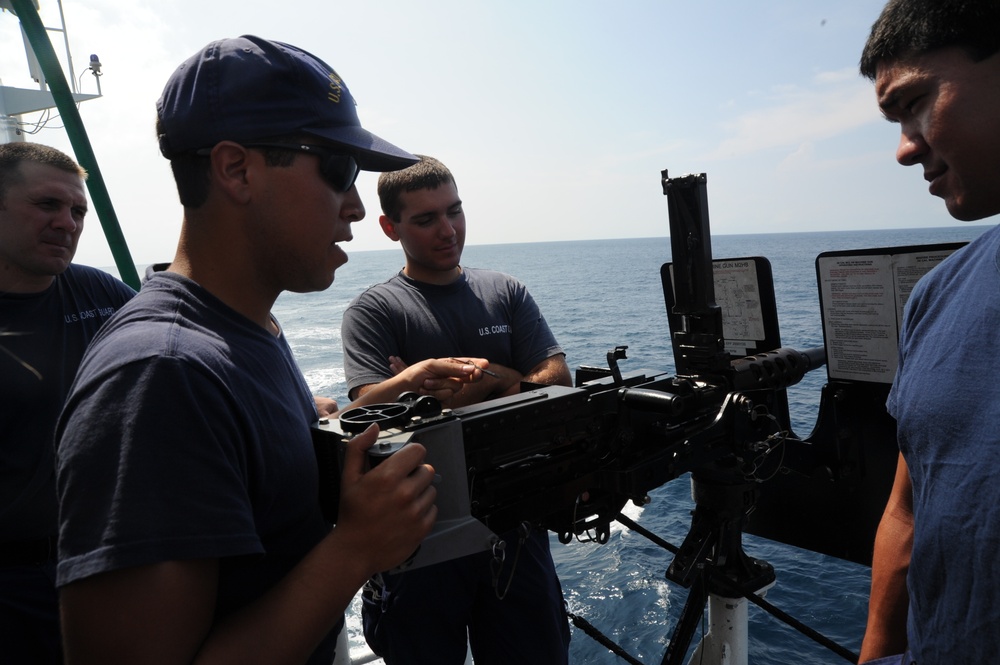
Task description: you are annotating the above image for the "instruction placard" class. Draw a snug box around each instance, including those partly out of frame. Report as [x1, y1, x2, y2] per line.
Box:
[663, 256, 780, 362]
[712, 259, 766, 357]
[817, 245, 964, 383]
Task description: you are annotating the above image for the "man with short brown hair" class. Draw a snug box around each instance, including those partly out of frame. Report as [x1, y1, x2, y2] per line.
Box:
[0, 141, 134, 664]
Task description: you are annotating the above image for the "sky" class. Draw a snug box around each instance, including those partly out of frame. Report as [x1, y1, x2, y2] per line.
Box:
[0, 0, 967, 270]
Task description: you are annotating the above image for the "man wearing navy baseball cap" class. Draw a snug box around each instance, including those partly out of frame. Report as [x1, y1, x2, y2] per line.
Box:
[53, 36, 487, 664]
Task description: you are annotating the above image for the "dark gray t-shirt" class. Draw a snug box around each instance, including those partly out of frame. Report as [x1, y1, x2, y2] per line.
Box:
[341, 268, 563, 396]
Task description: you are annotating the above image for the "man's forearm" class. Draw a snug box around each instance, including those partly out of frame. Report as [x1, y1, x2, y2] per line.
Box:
[859, 512, 912, 660]
[523, 355, 572, 388]
[859, 454, 913, 661]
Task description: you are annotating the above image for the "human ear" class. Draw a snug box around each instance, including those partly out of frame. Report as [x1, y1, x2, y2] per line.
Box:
[379, 215, 401, 242]
[208, 142, 253, 204]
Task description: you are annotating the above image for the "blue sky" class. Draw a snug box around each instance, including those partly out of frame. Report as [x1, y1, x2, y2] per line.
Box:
[0, 0, 968, 268]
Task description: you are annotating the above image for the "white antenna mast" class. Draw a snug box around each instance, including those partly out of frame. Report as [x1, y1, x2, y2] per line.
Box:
[0, 0, 101, 142]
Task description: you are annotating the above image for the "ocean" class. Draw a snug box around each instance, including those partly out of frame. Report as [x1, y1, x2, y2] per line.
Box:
[273, 224, 991, 665]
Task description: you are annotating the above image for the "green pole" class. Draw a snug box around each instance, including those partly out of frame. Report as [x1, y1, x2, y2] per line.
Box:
[9, 0, 141, 289]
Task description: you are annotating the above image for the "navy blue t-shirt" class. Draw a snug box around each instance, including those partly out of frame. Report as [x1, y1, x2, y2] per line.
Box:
[0, 264, 134, 543]
[56, 272, 335, 663]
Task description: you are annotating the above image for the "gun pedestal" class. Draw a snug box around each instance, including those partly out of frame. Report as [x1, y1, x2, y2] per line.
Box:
[661, 476, 774, 665]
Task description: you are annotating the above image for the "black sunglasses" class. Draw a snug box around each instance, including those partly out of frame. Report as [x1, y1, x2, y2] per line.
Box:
[243, 143, 361, 192]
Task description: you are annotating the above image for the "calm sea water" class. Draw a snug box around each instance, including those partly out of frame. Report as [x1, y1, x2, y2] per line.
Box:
[274, 224, 990, 665]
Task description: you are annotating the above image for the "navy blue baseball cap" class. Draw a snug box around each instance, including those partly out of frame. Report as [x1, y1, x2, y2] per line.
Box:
[156, 35, 418, 171]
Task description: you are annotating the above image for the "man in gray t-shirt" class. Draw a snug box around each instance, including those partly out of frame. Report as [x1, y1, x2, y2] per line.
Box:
[342, 156, 572, 665]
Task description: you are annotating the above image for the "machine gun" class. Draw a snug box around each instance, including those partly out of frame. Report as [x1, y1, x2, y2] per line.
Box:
[312, 172, 826, 573]
[313, 341, 824, 560]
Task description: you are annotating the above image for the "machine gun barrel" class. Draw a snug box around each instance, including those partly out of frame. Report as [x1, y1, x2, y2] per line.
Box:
[729, 346, 827, 392]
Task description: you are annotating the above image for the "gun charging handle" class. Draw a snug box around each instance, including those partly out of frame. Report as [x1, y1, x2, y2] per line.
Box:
[618, 386, 689, 416]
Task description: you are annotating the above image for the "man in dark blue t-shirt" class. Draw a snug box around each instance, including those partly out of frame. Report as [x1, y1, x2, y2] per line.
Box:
[0, 142, 134, 664]
[54, 37, 476, 665]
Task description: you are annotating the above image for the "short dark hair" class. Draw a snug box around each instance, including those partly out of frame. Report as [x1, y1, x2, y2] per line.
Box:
[0, 142, 86, 206]
[158, 117, 304, 208]
[377, 155, 455, 222]
[860, 0, 1000, 80]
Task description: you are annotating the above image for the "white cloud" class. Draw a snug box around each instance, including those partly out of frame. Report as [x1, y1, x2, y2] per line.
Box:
[702, 76, 876, 161]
